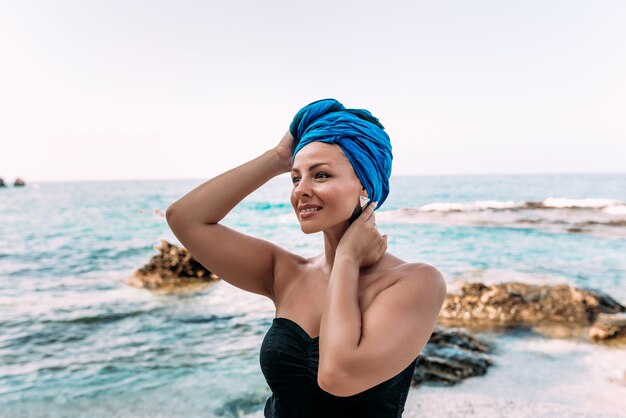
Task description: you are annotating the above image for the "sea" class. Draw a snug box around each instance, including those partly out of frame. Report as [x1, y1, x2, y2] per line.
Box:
[1, 173, 625, 418]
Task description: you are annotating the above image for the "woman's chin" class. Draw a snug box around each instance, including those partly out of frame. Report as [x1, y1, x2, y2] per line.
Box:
[299, 224, 321, 234]
[298, 218, 350, 234]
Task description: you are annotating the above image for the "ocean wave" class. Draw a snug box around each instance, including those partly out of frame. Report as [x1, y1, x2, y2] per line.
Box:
[60, 310, 146, 325]
[417, 197, 626, 213]
[175, 314, 237, 324]
[376, 196, 626, 238]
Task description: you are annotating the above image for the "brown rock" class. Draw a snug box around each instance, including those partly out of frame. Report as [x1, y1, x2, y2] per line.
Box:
[127, 239, 219, 291]
[440, 281, 624, 327]
[589, 313, 626, 341]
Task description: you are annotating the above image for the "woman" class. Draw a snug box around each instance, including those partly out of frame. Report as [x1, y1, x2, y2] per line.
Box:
[166, 99, 446, 417]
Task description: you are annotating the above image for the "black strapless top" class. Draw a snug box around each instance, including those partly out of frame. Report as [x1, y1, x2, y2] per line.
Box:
[260, 317, 418, 418]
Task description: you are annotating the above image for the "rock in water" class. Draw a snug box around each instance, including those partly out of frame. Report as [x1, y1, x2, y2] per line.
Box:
[127, 239, 219, 292]
[0, 178, 6, 187]
[589, 313, 626, 342]
[440, 281, 625, 326]
[413, 326, 493, 386]
[14, 177, 26, 187]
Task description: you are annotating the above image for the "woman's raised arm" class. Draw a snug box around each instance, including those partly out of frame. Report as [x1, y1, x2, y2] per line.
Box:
[165, 131, 295, 300]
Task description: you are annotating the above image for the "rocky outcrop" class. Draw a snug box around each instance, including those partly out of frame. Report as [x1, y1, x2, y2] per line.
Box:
[14, 177, 25, 187]
[127, 239, 219, 291]
[0, 178, 5, 187]
[440, 281, 625, 326]
[589, 313, 626, 342]
[413, 326, 493, 386]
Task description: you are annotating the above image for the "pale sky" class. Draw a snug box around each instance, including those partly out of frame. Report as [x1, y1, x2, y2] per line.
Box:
[1, 0, 625, 182]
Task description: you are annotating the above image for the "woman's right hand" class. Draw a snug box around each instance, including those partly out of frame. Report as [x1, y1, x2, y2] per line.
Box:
[272, 130, 296, 172]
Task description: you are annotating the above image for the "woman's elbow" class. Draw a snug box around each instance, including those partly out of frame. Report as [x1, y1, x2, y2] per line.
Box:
[165, 204, 186, 231]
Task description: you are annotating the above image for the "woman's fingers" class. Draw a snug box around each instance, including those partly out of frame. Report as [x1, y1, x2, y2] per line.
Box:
[354, 200, 386, 262]
[360, 201, 378, 223]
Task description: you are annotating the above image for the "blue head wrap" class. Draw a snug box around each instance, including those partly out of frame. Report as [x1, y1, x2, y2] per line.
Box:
[289, 98, 393, 209]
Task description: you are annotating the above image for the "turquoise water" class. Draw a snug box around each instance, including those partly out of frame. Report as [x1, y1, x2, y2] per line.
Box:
[1, 174, 625, 417]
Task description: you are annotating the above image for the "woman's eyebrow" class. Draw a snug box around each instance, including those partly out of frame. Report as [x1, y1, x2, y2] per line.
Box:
[291, 162, 331, 173]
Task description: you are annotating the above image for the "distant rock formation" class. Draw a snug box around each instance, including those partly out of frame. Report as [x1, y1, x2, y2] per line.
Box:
[14, 177, 25, 187]
[414, 326, 493, 386]
[0, 178, 5, 187]
[441, 281, 624, 325]
[127, 239, 219, 292]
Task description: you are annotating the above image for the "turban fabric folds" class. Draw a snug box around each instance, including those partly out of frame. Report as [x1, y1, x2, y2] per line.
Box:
[289, 98, 393, 209]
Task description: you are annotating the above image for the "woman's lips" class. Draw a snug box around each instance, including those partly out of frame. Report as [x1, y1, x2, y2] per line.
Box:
[300, 208, 321, 219]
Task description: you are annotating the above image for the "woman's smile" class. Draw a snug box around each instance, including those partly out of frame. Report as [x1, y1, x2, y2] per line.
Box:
[300, 207, 322, 218]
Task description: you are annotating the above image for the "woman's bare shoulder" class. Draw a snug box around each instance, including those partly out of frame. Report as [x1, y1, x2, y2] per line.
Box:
[376, 255, 444, 286]
[273, 246, 316, 270]
[271, 247, 320, 284]
[369, 252, 409, 273]
[394, 262, 446, 297]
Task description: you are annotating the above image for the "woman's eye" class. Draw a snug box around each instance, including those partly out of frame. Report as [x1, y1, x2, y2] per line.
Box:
[292, 172, 329, 184]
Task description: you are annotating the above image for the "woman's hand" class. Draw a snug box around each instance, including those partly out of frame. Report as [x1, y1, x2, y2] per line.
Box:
[337, 201, 388, 268]
[272, 130, 296, 173]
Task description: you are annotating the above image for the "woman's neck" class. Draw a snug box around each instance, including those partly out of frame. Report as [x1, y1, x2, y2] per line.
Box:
[321, 222, 350, 273]
[318, 222, 396, 279]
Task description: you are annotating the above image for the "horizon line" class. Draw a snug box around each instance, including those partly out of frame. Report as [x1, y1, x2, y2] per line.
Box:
[3, 170, 626, 184]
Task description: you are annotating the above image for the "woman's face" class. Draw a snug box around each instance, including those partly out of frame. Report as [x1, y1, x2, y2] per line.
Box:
[290, 142, 365, 234]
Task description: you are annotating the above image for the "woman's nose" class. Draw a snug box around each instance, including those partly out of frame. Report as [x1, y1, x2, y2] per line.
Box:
[293, 177, 313, 198]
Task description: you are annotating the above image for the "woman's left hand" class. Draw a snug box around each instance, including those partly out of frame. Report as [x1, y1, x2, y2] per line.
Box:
[337, 201, 388, 268]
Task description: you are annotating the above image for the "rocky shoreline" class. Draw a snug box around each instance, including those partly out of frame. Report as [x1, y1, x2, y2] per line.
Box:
[130, 240, 626, 387]
[440, 281, 626, 343]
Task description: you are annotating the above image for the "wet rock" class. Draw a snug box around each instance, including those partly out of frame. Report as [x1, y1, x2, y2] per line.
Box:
[0, 178, 5, 187]
[412, 326, 493, 386]
[213, 388, 269, 417]
[523, 201, 547, 209]
[127, 239, 219, 291]
[589, 313, 626, 342]
[440, 281, 625, 326]
[14, 177, 25, 187]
